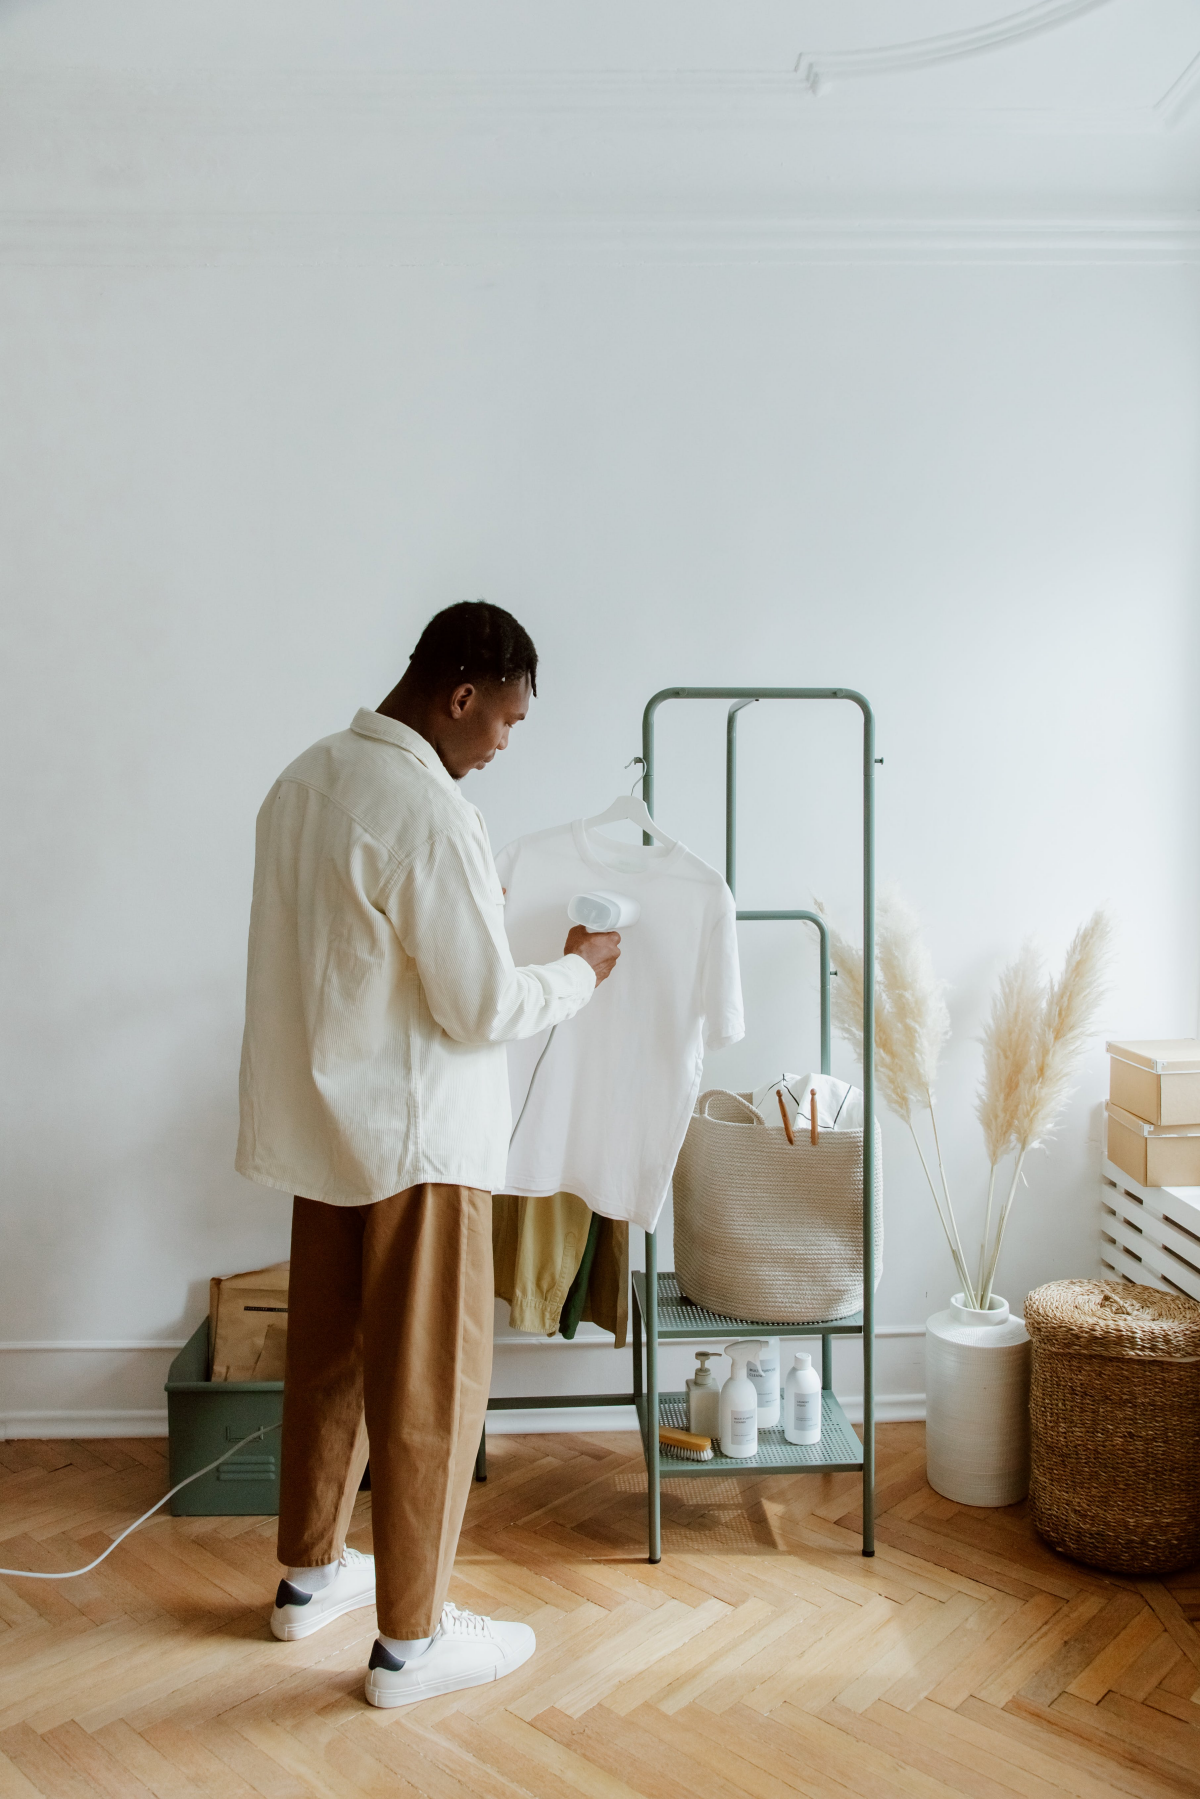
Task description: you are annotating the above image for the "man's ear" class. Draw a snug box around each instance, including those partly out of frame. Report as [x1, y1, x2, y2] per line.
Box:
[447, 682, 477, 719]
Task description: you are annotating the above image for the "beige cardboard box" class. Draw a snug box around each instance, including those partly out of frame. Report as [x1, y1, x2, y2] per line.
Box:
[1106, 1101, 1200, 1188]
[208, 1261, 289, 1382]
[1107, 1040, 1200, 1127]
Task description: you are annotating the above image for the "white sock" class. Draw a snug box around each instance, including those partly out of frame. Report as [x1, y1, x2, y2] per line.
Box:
[286, 1560, 339, 1594]
[379, 1633, 433, 1659]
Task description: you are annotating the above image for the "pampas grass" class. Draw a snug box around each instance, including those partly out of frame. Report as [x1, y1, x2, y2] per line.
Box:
[823, 890, 948, 1122]
[819, 890, 973, 1302]
[977, 942, 1043, 1167]
[974, 941, 1042, 1297]
[824, 897, 1110, 1310]
[977, 910, 1111, 1305]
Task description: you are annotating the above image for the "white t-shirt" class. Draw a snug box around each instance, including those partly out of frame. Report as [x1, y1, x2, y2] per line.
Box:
[494, 819, 744, 1230]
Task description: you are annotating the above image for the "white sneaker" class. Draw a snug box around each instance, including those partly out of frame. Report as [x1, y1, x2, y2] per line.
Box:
[270, 1547, 376, 1641]
[364, 1601, 536, 1708]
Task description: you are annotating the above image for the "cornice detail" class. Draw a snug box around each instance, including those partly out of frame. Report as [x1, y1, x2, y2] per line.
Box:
[796, 0, 1114, 95]
[0, 65, 1188, 138]
[2, 211, 1196, 270]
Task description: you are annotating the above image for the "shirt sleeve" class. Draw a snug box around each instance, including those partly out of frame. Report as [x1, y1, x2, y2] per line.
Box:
[384, 822, 595, 1047]
[701, 888, 745, 1051]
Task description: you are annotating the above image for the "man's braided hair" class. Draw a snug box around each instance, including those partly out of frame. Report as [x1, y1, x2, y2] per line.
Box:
[407, 601, 538, 697]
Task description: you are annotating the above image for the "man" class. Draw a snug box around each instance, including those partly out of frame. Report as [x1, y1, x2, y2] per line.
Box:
[235, 601, 619, 1707]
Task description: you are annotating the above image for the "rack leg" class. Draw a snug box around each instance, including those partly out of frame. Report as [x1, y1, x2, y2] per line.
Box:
[645, 1229, 661, 1564]
[475, 1427, 487, 1484]
[821, 1333, 832, 1392]
[862, 1329, 875, 1557]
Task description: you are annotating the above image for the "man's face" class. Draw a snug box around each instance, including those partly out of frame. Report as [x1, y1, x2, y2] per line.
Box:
[442, 675, 531, 779]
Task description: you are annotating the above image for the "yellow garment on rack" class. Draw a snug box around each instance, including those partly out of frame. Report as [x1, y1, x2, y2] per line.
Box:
[492, 1194, 628, 1347]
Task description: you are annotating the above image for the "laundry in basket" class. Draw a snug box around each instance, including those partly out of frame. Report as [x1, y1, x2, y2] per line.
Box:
[752, 1071, 864, 1133]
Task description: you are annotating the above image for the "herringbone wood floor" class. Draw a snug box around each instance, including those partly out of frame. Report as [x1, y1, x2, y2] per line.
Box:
[1, 1424, 1198, 1798]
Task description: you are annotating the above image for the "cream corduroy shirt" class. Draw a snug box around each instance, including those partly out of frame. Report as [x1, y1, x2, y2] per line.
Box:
[236, 709, 596, 1204]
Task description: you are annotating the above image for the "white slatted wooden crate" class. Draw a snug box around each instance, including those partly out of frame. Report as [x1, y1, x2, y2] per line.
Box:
[1100, 1157, 1200, 1301]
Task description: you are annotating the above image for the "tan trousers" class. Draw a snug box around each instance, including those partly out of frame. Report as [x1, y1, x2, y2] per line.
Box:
[276, 1184, 492, 1638]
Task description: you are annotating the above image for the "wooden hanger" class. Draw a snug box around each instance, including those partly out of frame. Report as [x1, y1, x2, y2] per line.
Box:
[582, 795, 675, 846]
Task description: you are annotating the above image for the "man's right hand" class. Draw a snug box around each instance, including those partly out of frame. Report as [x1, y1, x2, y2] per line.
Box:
[565, 925, 621, 986]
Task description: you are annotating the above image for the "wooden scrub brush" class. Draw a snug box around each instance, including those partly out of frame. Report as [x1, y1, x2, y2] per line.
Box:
[658, 1426, 714, 1461]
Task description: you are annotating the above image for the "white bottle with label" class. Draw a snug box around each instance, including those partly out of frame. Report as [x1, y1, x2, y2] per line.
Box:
[783, 1351, 822, 1445]
[687, 1351, 722, 1438]
[746, 1337, 780, 1430]
[719, 1340, 763, 1459]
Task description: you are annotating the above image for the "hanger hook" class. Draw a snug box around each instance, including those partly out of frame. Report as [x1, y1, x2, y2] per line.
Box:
[625, 755, 647, 796]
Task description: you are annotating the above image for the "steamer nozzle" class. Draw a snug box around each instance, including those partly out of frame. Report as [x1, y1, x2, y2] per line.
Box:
[567, 891, 641, 931]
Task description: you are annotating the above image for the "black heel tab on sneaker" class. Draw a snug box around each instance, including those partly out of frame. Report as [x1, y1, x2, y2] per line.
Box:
[368, 1641, 405, 1672]
[274, 1580, 313, 1608]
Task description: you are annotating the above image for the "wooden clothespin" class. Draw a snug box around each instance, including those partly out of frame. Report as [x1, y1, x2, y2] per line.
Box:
[776, 1088, 795, 1145]
[810, 1088, 819, 1145]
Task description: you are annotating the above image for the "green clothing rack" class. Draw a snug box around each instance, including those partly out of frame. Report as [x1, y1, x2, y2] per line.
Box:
[481, 685, 878, 1564]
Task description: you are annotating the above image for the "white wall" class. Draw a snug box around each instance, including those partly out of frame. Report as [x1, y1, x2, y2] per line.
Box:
[2, 15, 1198, 1435]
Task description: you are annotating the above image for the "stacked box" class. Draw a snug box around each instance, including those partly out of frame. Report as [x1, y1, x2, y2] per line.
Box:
[1106, 1040, 1200, 1187]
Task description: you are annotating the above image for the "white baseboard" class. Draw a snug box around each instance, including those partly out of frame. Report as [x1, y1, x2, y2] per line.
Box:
[1, 1409, 169, 1441]
[851, 1392, 926, 1424]
[485, 1391, 926, 1434]
[1, 1393, 926, 1441]
[486, 1404, 639, 1434]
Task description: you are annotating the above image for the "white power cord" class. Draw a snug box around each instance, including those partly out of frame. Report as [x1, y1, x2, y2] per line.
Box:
[0, 1422, 281, 1580]
[508, 1023, 558, 1146]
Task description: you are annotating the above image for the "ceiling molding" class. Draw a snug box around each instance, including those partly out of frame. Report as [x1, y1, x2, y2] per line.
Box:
[795, 0, 1114, 96]
[0, 67, 1184, 139]
[2, 211, 1196, 270]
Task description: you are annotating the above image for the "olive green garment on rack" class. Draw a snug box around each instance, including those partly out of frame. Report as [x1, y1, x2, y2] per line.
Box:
[492, 1194, 629, 1347]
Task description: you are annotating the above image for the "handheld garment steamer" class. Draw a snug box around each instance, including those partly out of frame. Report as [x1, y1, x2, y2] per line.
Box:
[567, 890, 641, 931]
[508, 892, 638, 1144]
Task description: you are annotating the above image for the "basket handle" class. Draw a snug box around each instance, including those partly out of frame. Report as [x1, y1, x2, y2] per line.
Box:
[697, 1089, 769, 1127]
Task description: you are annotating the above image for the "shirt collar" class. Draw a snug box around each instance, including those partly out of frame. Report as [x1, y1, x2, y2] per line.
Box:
[350, 708, 461, 797]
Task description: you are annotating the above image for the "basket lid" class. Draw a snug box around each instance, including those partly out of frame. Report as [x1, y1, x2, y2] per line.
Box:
[1024, 1279, 1200, 1360]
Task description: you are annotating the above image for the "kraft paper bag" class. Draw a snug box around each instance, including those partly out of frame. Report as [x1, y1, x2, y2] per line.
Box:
[208, 1261, 289, 1382]
[249, 1320, 288, 1382]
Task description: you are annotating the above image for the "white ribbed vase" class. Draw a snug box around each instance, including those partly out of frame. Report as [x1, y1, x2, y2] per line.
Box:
[925, 1294, 1031, 1507]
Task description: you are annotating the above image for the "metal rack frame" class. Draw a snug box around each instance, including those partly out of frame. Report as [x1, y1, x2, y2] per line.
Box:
[482, 685, 877, 1564]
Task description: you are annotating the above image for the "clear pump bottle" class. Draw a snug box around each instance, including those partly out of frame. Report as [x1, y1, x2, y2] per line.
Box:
[746, 1338, 780, 1429]
[687, 1351, 721, 1437]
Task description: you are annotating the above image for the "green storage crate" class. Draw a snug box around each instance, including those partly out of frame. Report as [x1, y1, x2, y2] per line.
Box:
[165, 1319, 284, 1516]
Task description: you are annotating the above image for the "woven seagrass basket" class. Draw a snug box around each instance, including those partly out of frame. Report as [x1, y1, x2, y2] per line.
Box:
[1025, 1279, 1200, 1575]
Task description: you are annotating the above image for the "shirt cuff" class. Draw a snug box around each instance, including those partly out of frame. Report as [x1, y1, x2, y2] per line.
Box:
[557, 952, 598, 997]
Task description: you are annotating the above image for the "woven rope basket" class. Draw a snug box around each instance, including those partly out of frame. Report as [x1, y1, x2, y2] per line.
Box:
[673, 1090, 883, 1324]
[1025, 1279, 1200, 1575]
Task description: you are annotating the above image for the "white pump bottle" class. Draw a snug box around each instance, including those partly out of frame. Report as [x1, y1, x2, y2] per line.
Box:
[719, 1340, 763, 1459]
[783, 1352, 822, 1445]
[747, 1338, 780, 1429]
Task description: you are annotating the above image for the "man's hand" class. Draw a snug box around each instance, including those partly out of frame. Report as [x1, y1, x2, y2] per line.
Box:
[565, 925, 621, 986]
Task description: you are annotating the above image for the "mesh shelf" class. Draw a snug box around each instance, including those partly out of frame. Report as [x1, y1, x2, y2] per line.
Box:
[636, 1390, 863, 1477]
[633, 1270, 864, 1340]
